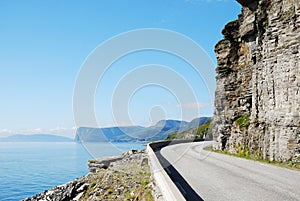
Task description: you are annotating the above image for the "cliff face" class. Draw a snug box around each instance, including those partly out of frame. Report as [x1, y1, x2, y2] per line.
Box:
[212, 0, 300, 162]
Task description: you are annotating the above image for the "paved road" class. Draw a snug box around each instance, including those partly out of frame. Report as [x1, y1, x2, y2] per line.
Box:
[160, 141, 300, 201]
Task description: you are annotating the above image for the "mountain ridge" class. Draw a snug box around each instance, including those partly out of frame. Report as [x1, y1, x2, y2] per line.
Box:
[0, 134, 73, 142]
[75, 117, 211, 143]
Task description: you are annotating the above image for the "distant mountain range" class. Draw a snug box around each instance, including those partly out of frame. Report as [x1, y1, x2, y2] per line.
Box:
[0, 134, 73, 142]
[75, 117, 211, 143]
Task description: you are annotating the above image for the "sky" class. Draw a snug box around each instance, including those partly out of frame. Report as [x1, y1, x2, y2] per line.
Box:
[0, 0, 241, 138]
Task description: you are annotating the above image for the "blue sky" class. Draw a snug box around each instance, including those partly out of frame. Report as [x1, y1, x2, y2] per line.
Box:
[0, 0, 241, 137]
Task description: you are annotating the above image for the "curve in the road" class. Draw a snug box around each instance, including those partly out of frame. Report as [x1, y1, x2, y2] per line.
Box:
[154, 148, 204, 201]
[160, 141, 300, 201]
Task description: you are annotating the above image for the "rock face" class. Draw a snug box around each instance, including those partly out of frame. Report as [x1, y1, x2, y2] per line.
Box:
[212, 0, 300, 162]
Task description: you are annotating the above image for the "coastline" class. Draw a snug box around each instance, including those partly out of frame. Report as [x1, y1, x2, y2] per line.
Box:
[22, 149, 160, 201]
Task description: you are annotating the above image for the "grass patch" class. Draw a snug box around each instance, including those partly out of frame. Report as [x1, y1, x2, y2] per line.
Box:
[167, 132, 178, 140]
[106, 188, 113, 195]
[196, 120, 212, 139]
[82, 153, 154, 200]
[84, 180, 97, 199]
[236, 114, 250, 129]
[142, 180, 150, 186]
[90, 181, 96, 188]
[262, 18, 269, 27]
[205, 145, 300, 171]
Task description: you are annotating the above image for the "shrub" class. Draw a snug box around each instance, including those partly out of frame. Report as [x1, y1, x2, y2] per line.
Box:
[236, 114, 250, 129]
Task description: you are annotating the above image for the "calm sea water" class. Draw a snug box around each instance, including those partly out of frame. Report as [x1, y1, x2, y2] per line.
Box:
[0, 142, 145, 201]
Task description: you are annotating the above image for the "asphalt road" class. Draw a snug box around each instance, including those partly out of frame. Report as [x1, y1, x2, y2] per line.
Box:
[160, 141, 300, 201]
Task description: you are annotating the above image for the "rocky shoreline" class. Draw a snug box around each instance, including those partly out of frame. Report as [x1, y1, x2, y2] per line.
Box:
[23, 150, 162, 201]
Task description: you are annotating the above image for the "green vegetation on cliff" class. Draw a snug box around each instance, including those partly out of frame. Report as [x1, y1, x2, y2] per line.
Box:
[235, 114, 250, 129]
[167, 120, 212, 140]
[83, 160, 153, 200]
[205, 145, 300, 171]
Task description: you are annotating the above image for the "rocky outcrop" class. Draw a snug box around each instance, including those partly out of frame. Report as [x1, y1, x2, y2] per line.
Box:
[23, 150, 156, 201]
[23, 177, 90, 201]
[88, 155, 123, 173]
[212, 0, 300, 162]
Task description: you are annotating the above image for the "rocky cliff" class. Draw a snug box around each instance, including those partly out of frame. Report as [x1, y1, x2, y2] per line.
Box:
[212, 0, 300, 162]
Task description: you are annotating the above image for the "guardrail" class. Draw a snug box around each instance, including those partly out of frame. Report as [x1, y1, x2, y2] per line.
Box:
[146, 139, 204, 201]
[147, 143, 185, 201]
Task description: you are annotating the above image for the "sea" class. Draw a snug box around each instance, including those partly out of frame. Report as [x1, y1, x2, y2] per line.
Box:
[0, 142, 145, 201]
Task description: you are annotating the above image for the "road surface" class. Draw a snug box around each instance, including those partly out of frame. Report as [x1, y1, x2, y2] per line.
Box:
[160, 141, 300, 201]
